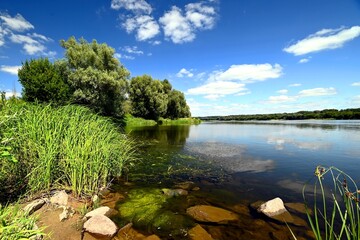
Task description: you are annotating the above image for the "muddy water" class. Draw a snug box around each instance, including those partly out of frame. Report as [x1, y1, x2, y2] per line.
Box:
[113, 121, 360, 239]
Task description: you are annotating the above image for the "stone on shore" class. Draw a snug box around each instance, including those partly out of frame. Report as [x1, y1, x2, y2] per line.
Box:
[186, 205, 238, 223]
[257, 197, 287, 217]
[83, 215, 118, 238]
[84, 206, 117, 220]
[50, 190, 68, 206]
[24, 199, 46, 215]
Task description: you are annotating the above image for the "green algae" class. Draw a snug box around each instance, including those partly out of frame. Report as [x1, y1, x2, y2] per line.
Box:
[117, 188, 194, 238]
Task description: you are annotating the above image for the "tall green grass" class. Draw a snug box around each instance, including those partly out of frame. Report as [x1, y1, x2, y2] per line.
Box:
[0, 203, 45, 240]
[0, 102, 135, 198]
[303, 166, 360, 240]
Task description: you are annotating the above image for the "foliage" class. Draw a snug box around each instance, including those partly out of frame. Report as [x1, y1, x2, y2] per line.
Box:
[303, 166, 360, 240]
[0, 204, 46, 240]
[60, 36, 129, 117]
[129, 75, 168, 120]
[165, 90, 191, 119]
[158, 117, 201, 125]
[0, 101, 135, 198]
[18, 58, 71, 104]
[200, 108, 360, 121]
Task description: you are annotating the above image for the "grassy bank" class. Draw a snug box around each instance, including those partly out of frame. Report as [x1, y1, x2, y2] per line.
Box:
[124, 114, 157, 127]
[158, 117, 201, 125]
[0, 101, 135, 199]
[124, 114, 201, 127]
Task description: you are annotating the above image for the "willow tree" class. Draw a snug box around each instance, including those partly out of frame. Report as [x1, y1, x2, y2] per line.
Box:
[129, 75, 168, 120]
[60, 37, 129, 117]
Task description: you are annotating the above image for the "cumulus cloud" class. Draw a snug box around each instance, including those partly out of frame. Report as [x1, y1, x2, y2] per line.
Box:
[4, 91, 21, 99]
[9, 33, 49, 55]
[277, 89, 288, 94]
[122, 45, 143, 55]
[114, 52, 135, 60]
[187, 81, 248, 100]
[0, 13, 34, 32]
[176, 68, 194, 78]
[284, 26, 360, 55]
[159, 2, 217, 44]
[159, 6, 195, 44]
[211, 63, 283, 83]
[111, 0, 152, 14]
[289, 83, 302, 87]
[0, 65, 21, 75]
[299, 58, 310, 63]
[351, 82, 360, 86]
[122, 15, 160, 41]
[298, 87, 337, 97]
[265, 95, 297, 104]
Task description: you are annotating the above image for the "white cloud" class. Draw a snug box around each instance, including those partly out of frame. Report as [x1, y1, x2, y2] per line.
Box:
[299, 58, 310, 63]
[289, 83, 302, 87]
[159, 6, 195, 44]
[298, 87, 337, 97]
[0, 65, 21, 75]
[9, 33, 47, 55]
[176, 68, 194, 78]
[114, 52, 134, 60]
[284, 26, 360, 55]
[211, 63, 283, 83]
[351, 82, 360, 86]
[277, 89, 288, 94]
[110, 0, 152, 14]
[265, 95, 297, 104]
[122, 46, 143, 55]
[159, 2, 217, 44]
[123, 15, 160, 41]
[187, 81, 248, 100]
[185, 2, 216, 29]
[4, 91, 21, 99]
[0, 13, 34, 32]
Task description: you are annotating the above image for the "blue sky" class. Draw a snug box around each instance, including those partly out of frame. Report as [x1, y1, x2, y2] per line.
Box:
[1, 0, 360, 116]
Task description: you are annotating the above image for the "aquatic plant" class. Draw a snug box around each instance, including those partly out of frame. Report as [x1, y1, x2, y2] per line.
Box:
[303, 166, 360, 240]
[0, 203, 46, 239]
[0, 102, 135, 198]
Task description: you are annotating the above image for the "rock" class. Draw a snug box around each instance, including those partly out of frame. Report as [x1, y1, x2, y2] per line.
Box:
[174, 181, 195, 190]
[257, 197, 287, 217]
[84, 206, 117, 220]
[83, 215, 118, 238]
[50, 190, 68, 206]
[59, 206, 75, 221]
[162, 188, 188, 197]
[188, 224, 213, 240]
[192, 187, 200, 191]
[145, 235, 161, 240]
[23, 199, 46, 215]
[285, 202, 312, 215]
[186, 205, 238, 223]
[99, 188, 111, 198]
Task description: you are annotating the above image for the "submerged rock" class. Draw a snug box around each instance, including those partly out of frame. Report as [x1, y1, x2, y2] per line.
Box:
[50, 190, 68, 206]
[24, 199, 46, 215]
[186, 205, 238, 223]
[83, 215, 118, 238]
[174, 181, 195, 190]
[162, 188, 188, 197]
[188, 224, 213, 240]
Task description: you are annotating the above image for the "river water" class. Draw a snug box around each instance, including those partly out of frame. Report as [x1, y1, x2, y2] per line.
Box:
[120, 120, 360, 239]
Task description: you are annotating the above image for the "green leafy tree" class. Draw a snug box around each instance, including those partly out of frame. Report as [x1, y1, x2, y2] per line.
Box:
[18, 58, 71, 103]
[129, 75, 168, 120]
[166, 90, 191, 119]
[60, 37, 129, 117]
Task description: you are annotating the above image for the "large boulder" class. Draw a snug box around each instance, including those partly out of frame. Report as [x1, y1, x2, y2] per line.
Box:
[83, 215, 118, 238]
[50, 190, 68, 206]
[186, 205, 238, 224]
[257, 197, 287, 217]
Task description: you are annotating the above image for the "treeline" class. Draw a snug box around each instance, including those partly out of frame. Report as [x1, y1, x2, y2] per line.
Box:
[199, 108, 360, 121]
[16, 37, 190, 121]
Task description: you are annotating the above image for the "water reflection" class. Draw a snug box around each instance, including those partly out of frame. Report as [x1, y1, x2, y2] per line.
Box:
[267, 136, 332, 151]
[185, 142, 275, 173]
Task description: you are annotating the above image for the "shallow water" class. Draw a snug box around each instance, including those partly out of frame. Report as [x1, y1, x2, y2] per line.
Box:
[117, 120, 360, 239]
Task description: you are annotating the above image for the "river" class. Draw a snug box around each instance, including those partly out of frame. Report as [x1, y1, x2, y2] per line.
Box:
[118, 120, 360, 239]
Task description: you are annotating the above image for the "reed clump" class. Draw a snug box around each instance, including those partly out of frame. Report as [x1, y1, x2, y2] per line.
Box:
[303, 166, 360, 240]
[0, 101, 135, 198]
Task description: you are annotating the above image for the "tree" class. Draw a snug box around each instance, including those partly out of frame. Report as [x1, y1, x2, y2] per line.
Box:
[18, 58, 71, 103]
[166, 90, 191, 119]
[60, 37, 129, 117]
[129, 75, 168, 120]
